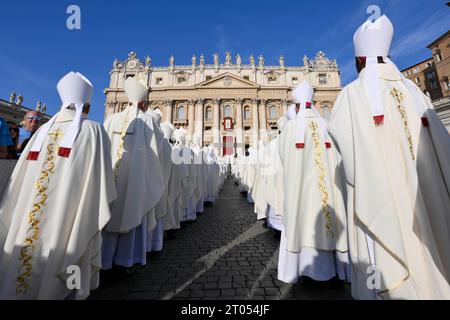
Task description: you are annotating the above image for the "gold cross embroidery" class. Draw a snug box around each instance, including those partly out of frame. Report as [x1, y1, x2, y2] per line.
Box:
[391, 88, 404, 104]
[390, 88, 415, 160]
[48, 128, 63, 140]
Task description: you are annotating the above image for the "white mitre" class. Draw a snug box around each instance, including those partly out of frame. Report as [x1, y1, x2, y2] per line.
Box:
[354, 15, 393, 58]
[292, 80, 314, 106]
[28, 71, 93, 160]
[173, 127, 187, 145]
[124, 77, 148, 104]
[147, 108, 162, 125]
[354, 15, 394, 125]
[161, 122, 174, 140]
[291, 81, 331, 148]
[153, 108, 163, 124]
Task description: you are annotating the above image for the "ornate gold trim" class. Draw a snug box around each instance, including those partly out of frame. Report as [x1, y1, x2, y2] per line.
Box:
[309, 121, 335, 239]
[391, 88, 415, 161]
[113, 108, 132, 185]
[16, 128, 63, 296]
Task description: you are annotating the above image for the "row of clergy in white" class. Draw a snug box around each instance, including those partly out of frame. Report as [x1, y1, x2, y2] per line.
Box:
[0, 70, 229, 300]
[232, 14, 450, 300]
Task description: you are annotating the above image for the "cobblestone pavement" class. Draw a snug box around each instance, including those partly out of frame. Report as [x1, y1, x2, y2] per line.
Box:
[89, 178, 352, 300]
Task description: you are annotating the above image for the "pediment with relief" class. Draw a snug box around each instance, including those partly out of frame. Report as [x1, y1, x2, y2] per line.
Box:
[196, 73, 260, 89]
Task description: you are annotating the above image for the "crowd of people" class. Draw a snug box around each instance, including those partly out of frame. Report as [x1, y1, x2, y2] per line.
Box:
[232, 15, 450, 300]
[0, 14, 449, 301]
[0, 73, 228, 300]
[0, 111, 41, 160]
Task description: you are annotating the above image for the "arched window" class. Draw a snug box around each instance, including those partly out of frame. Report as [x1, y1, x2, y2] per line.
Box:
[224, 105, 232, 118]
[177, 106, 186, 120]
[269, 105, 278, 119]
[322, 105, 331, 121]
[205, 106, 212, 121]
[244, 106, 251, 120]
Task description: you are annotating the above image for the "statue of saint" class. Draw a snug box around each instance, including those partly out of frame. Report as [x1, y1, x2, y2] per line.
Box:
[303, 55, 309, 66]
[279, 55, 285, 67]
[17, 94, 23, 106]
[145, 56, 152, 67]
[192, 54, 197, 66]
[249, 55, 255, 66]
[200, 54, 205, 66]
[213, 53, 219, 66]
[9, 92, 17, 104]
[225, 51, 232, 65]
[258, 54, 265, 67]
[169, 55, 175, 67]
[236, 54, 241, 66]
[36, 101, 42, 112]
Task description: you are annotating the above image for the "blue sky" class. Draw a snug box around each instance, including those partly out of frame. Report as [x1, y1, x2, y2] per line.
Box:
[0, 0, 448, 123]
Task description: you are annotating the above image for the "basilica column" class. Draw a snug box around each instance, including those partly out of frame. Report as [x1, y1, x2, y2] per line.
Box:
[164, 99, 173, 123]
[194, 99, 204, 145]
[251, 98, 259, 147]
[259, 99, 267, 137]
[213, 99, 221, 147]
[188, 99, 195, 138]
[235, 98, 244, 156]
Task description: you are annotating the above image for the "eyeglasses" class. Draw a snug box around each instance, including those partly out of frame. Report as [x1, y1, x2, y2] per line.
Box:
[26, 116, 41, 121]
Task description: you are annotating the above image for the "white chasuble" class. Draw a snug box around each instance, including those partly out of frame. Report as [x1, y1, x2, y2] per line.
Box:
[164, 144, 185, 230]
[0, 110, 116, 299]
[328, 64, 450, 299]
[265, 138, 284, 230]
[278, 109, 348, 255]
[104, 105, 164, 233]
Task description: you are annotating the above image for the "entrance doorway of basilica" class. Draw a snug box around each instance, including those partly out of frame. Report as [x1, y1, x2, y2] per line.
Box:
[222, 136, 234, 156]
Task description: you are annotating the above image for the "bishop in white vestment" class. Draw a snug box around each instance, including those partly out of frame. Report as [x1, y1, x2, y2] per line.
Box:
[102, 78, 164, 269]
[328, 15, 450, 299]
[146, 108, 169, 253]
[266, 117, 288, 232]
[161, 122, 184, 232]
[0, 72, 116, 299]
[277, 81, 349, 284]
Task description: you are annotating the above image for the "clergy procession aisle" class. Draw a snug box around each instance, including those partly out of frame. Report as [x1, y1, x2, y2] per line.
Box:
[89, 178, 352, 300]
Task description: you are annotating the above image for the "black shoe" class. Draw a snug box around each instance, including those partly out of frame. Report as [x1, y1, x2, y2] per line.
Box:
[124, 266, 137, 275]
[273, 230, 281, 240]
[166, 230, 179, 239]
[262, 219, 268, 229]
